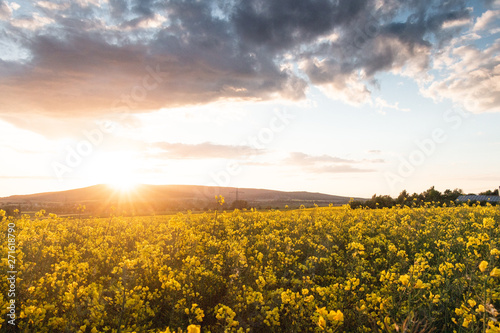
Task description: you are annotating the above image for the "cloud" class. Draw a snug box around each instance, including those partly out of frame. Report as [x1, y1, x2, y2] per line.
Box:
[418, 3, 500, 113]
[0, 1, 12, 20]
[473, 10, 500, 32]
[0, 3, 307, 119]
[285, 152, 377, 173]
[374, 97, 410, 113]
[422, 40, 500, 113]
[36, 1, 70, 11]
[240, 161, 273, 167]
[299, 0, 470, 103]
[151, 142, 264, 160]
[365, 158, 385, 163]
[0, 0, 482, 128]
[313, 165, 376, 173]
[10, 12, 55, 30]
[232, 0, 364, 51]
[133, 13, 167, 29]
[287, 152, 358, 165]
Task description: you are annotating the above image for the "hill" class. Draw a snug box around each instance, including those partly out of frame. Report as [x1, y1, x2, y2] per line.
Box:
[0, 184, 365, 215]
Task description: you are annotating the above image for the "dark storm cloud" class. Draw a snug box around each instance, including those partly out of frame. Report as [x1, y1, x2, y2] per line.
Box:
[233, 0, 368, 50]
[301, 0, 471, 94]
[109, 0, 129, 19]
[132, 0, 156, 17]
[0, 0, 476, 124]
[383, 2, 470, 45]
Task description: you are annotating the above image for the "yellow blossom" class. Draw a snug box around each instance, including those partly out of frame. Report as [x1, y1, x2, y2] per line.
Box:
[318, 316, 326, 330]
[483, 217, 495, 228]
[316, 307, 328, 316]
[414, 279, 424, 289]
[187, 324, 200, 333]
[490, 267, 500, 277]
[479, 261, 488, 272]
[399, 274, 410, 286]
[327, 310, 344, 322]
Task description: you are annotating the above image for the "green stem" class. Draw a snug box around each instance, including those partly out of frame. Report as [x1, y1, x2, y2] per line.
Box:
[117, 285, 126, 333]
[213, 210, 218, 236]
[483, 275, 487, 333]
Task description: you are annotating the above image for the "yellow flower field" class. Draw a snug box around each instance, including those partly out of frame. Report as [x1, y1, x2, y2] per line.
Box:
[1, 204, 499, 332]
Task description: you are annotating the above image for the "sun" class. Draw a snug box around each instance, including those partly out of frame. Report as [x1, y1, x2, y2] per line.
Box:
[87, 151, 142, 192]
[106, 178, 138, 193]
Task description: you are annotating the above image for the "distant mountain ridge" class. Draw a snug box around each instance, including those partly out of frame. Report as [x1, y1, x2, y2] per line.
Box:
[0, 184, 365, 214]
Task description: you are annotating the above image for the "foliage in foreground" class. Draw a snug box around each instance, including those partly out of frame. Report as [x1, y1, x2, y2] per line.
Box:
[1, 204, 500, 332]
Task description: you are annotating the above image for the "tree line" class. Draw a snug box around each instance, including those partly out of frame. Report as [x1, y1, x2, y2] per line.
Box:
[349, 186, 499, 209]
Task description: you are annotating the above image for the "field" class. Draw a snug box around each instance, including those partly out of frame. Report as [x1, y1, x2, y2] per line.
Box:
[1, 204, 500, 332]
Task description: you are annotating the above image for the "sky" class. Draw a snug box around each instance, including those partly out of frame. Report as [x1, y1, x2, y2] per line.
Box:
[0, 0, 499, 199]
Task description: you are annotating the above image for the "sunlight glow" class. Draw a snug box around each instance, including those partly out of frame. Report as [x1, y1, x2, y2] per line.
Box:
[87, 152, 141, 192]
[106, 178, 138, 193]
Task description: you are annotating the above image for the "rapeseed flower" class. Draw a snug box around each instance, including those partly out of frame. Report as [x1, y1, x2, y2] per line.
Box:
[479, 260, 488, 272]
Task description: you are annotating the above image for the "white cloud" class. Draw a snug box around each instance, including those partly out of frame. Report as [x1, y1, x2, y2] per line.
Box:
[442, 18, 471, 29]
[36, 1, 69, 11]
[316, 75, 373, 106]
[285, 152, 379, 174]
[151, 142, 265, 160]
[136, 14, 167, 29]
[473, 10, 500, 32]
[11, 12, 54, 30]
[74, 0, 104, 8]
[0, 1, 12, 20]
[422, 41, 500, 113]
[373, 97, 410, 113]
[9, 2, 19, 10]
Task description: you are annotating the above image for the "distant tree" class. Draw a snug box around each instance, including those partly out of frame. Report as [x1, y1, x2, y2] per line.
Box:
[351, 187, 464, 209]
[362, 194, 395, 209]
[479, 189, 499, 196]
[443, 189, 453, 200]
[409, 192, 424, 206]
[443, 188, 463, 203]
[396, 190, 410, 206]
[422, 186, 441, 203]
[348, 200, 365, 209]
